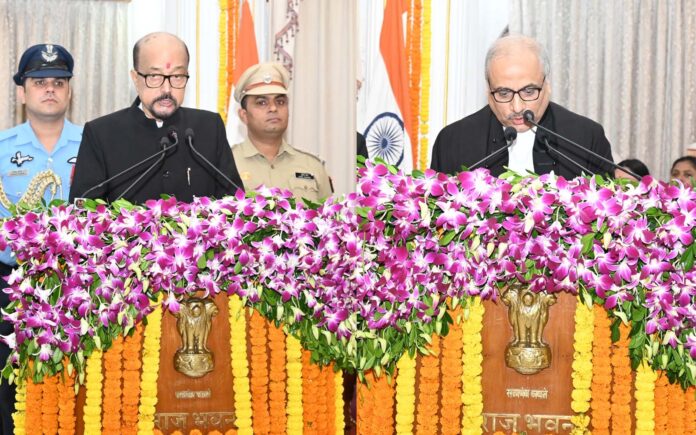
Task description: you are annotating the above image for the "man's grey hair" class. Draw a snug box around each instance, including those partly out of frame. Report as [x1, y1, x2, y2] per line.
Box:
[484, 34, 550, 83]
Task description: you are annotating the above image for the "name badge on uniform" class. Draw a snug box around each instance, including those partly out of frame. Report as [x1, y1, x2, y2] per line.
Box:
[7, 169, 28, 177]
[295, 172, 315, 180]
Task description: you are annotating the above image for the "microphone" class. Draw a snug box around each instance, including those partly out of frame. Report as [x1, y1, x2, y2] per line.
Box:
[184, 128, 243, 193]
[115, 127, 180, 200]
[76, 126, 180, 202]
[537, 133, 594, 175]
[468, 126, 518, 171]
[522, 110, 641, 181]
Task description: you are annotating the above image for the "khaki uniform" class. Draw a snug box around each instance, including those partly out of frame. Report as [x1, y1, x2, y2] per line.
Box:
[233, 139, 332, 202]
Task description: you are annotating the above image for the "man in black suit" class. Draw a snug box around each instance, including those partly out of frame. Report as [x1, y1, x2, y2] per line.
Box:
[430, 35, 613, 179]
[70, 32, 243, 203]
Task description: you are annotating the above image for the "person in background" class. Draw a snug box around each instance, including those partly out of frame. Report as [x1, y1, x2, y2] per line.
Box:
[614, 158, 649, 182]
[0, 43, 81, 435]
[232, 62, 333, 202]
[670, 156, 696, 187]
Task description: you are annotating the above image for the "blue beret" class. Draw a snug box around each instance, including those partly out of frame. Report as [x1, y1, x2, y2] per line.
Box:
[13, 44, 74, 85]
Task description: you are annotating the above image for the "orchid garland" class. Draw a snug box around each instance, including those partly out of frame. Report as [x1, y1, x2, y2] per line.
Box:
[0, 163, 695, 391]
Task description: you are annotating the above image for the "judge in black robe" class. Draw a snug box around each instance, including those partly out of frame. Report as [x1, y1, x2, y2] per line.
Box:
[430, 102, 614, 178]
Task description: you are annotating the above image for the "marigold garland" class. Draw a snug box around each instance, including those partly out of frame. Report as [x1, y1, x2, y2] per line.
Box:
[356, 373, 374, 435]
[322, 364, 336, 434]
[570, 297, 594, 434]
[685, 386, 696, 433]
[634, 359, 657, 434]
[394, 353, 416, 434]
[57, 362, 76, 435]
[406, 0, 422, 167]
[363, 370, 395, 435]
[249, 311, 270, 434]
[83, 348, 103, 434]
[591, 304, 613, 434]
[267, 320, 287, 434]
[302, 350, 320, 434]
[13, 376, 26, 435]
[24, 370, 42, 433]
[218, 0, 230, 120]
[228, 295, 253, 435]
[333, 370, 344, 434]
[416, 333, 439, 434]
[40, 373, 59, 434]
[122, 324, 144, 435]
[137, 299, 163, 435]
[227, 0, 239, 105]
[417, 0, 432, 171]
[461, 298, 484, 434]
[653, 373, 670, 433]
[610, 322, 632, 435]
[440, 307, 464, 435]
[666, 381, 686, 434]
[285, 334, 304, 434]
[103, 335, 124, 434]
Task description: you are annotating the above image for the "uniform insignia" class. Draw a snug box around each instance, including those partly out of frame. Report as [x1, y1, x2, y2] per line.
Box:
[67, 157, 77, 164]
[41, 44, 58, 63]
[10, 151, 34, 167]
[295, 172, 315, 180]
[262, 74, 272, 84]
[240, 171, 251, 181]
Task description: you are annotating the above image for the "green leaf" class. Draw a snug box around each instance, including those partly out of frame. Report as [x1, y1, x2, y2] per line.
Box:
[197, 255, 207, 269]
[439, 230, 457, 246]
[581, 233, 595, 255]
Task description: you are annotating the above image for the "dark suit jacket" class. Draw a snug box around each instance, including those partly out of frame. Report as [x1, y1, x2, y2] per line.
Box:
[70, 99, 244, 204]
[430, 102, 614, 179]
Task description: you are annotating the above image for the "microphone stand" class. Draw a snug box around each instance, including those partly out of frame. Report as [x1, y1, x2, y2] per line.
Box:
[469, 127, 518, 171]
[77, 129, 180, 200]
[523, 110, 641, 181]
[116, 138, 177, 200]
[540, 136, 594, 176]
[184, 129, 244, 193]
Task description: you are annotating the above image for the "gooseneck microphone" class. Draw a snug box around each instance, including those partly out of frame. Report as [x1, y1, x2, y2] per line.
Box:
[468, 126, 518, 171]
[184, 128, 243, 193]
[522, 110, 641, 181]
[77, 127, 180, 201]
[537, 133, 593, 175]
[116, 127, 180, 200]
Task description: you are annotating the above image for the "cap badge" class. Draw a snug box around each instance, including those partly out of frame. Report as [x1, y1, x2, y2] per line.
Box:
[41, 45, 58, 63]
[262, 74, 272, 84]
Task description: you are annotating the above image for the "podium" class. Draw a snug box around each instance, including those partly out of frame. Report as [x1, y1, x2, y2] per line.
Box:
[3, 167, 696, 434]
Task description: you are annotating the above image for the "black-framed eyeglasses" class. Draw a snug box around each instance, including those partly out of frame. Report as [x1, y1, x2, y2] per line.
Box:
[136, 72, 189, 89]
[490, 77, 546, 103]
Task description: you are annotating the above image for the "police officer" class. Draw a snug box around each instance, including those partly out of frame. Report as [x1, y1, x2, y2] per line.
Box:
[232, 62, 332, 202]
[0, 43, 81, 434]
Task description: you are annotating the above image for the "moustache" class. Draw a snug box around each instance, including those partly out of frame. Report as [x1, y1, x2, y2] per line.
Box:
[154, 93, 176, 104]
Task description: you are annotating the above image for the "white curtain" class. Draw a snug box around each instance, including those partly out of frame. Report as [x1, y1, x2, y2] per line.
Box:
[289, 0, 356, 196]
[0, 0, 131, 129]
[510, 0, 696, 181]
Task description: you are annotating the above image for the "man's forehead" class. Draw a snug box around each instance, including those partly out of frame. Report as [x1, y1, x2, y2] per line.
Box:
[250, 94, 287, 100]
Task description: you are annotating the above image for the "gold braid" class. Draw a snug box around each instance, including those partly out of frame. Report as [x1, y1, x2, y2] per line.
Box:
[0, 170, 62, 210]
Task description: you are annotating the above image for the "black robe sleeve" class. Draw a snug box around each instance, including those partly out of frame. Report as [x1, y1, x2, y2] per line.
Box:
[69, 121, 108, 202]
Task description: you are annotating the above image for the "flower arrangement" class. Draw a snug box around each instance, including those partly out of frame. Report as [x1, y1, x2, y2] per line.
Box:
[0, 162, 694, 394]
